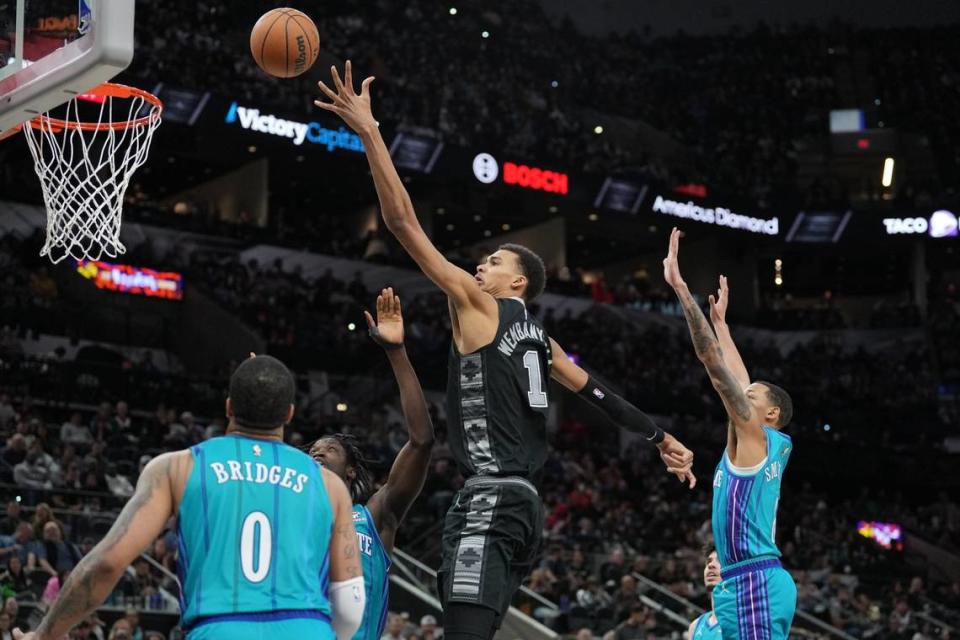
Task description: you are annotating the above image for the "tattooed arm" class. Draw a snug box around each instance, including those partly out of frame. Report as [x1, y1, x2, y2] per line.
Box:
[321, 466, 362, 581]
[321, 466, 365, 639]
[25, 453, 179, 640]
[708, 275, 751, 389]
[662, 229, 763, 450]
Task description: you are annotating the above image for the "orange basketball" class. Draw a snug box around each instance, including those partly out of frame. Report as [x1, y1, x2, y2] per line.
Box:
[250, 8, 320, 78]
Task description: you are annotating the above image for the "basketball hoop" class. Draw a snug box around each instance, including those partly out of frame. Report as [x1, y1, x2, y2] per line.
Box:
[21, 82, 163, 263]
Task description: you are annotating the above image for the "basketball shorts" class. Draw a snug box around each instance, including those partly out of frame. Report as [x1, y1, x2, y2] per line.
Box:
[438, 475, 544, 621]
[186, 612, 335, 640]
[713, 558, 797, 640]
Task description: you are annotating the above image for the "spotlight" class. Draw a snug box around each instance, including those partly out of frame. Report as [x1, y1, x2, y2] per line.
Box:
[882, 157, 895, 188]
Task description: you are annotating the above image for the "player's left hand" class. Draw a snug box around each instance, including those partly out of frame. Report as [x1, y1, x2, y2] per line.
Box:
[708, 275, 729, 326]
[365, 287, 404, 349]
[662, 227, 687, 290]
[657, 433, 696, 489]
[314, 60, 378, 134]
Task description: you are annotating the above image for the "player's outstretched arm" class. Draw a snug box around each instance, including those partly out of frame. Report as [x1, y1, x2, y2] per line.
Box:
[549, 337, 696, 488]
[708, 275, 751, 389]
[322, 467, 366, 639]
[17, 453, 182, 640]
[663, 228, 762, 440]
[314, 62, 494, 316]
[363, 288, 435, 551]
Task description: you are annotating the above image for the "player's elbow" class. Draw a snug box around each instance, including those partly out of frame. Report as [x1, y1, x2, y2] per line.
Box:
[408, 429, 435, 451]
[381, 206, 410, 232]
[698, 346, 723, 368]
[73, 551, 124, 589]
[92, 551, 129, 581]
[330, 576, 365, 639]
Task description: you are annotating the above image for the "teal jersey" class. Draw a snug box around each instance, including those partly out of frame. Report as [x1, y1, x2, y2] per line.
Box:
[177, 435, 334, 629]
[352, 505, 391, 640]
[691, 612, 723, 640]
[711, 427, 793, 569]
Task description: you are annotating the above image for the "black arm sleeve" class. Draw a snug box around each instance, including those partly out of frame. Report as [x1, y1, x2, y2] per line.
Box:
[577, 377, 665, 444]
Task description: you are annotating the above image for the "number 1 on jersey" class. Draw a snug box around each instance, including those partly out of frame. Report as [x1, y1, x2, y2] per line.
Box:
[523, 350, 548, 408]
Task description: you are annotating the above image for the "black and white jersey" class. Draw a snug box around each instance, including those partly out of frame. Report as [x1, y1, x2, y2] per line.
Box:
[446, 298, 552, 481]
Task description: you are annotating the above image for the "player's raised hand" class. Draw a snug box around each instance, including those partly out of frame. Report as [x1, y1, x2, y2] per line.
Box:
[314, 60, 378, 134]
[709, 275, 729, 326]
[662, 227, 687, 290]
[365, 287, 404, 349]
[657, 433, 697, 489]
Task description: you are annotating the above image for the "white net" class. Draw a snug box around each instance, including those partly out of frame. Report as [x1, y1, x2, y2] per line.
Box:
[22, 85, 162, 263]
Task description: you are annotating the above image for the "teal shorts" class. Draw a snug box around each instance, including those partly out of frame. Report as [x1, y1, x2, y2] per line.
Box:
[186, 612, 335, 640]
[713, 559, 797, 640]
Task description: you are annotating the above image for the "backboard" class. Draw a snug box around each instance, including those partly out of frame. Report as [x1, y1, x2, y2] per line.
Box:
[0, 0, 133, 132]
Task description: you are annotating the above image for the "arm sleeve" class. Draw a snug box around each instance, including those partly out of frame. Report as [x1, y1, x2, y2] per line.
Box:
[577, 377, 665, 444]
[329, 575, 365, 639]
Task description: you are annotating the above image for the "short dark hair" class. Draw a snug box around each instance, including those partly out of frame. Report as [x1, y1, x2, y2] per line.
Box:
[228, 356, 295, 430]
[756, 381, 793, 427]
[499, 243, 546, 301]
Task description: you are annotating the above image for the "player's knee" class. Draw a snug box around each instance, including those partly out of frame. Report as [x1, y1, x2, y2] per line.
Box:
[443, 603, 498, 640]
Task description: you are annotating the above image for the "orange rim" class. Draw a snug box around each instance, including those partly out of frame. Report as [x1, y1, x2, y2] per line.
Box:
[28, 82, 163, 133]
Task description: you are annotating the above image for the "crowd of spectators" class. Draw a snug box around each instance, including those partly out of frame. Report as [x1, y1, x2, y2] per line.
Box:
[0, 356, 958, 639]
[0, 235, 956, 639]
[115, 1, 960, 210]
[0, 228, 948, 435]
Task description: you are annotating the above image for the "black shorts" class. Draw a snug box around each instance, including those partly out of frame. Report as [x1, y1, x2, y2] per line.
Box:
[437, 475, 544, 619]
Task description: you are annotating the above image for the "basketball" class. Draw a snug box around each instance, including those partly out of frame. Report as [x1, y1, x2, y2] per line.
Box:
[250, 8, 320, 78]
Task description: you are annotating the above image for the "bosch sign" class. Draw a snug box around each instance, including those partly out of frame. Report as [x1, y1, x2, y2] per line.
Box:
[883, 210, 958, 237]
[472, 153, 568, 195]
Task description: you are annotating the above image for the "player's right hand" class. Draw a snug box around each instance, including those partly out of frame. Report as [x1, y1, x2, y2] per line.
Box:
[365, 287, 404, 348]
[662, 227, 687, 290]
[708, 275, 729, 326]
[314, 60, 378, 135]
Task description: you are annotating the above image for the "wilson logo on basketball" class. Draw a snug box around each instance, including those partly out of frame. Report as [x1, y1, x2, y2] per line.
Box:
[294, 35, 308, 74]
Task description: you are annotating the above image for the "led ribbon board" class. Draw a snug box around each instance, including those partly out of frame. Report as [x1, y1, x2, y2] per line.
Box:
[856, 520, 903, 550]
[76, 260, 183, 300]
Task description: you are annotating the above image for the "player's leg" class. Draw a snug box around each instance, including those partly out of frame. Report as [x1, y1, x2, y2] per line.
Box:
[438, 482, 540, 638]
[443, 602, 498, 640]
[712, 576, 740, 639]
[714, 566, 792, 640]
[765, 566, 798, 640]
